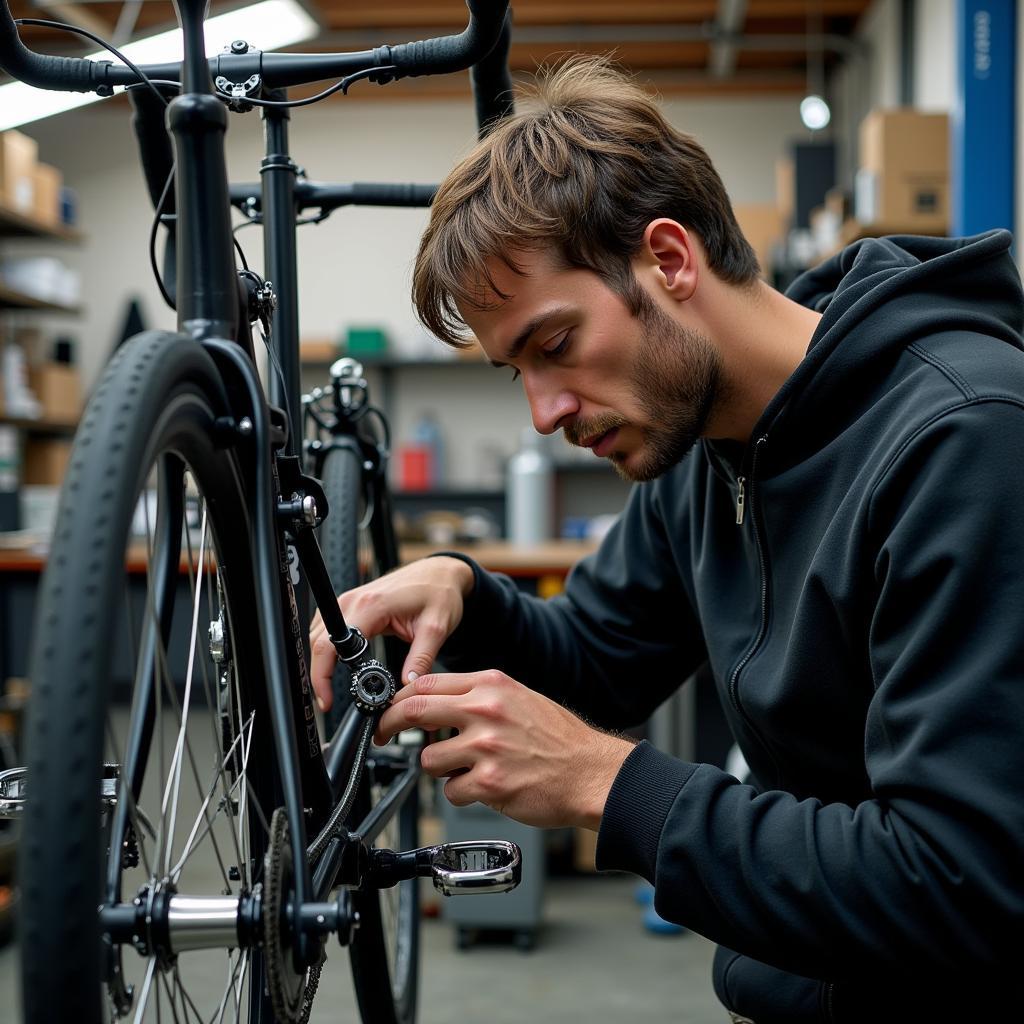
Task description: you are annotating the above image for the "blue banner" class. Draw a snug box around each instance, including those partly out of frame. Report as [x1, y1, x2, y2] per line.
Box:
[952, 0, 1016, 236]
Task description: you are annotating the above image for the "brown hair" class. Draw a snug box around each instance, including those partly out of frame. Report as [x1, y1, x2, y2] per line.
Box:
[413, 54, 760, 348]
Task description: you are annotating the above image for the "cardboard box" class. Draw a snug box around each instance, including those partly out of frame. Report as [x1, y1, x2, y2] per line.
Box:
[856, 109, 948, 231]
[0, 130, 38, 215]
[734, 203, 784, 279]
[32, 163, 62, 227]
[28, 362, 81, 423]
[23, 438, 72, 485]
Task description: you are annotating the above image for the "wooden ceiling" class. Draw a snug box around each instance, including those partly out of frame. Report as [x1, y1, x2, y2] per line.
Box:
[6, 0, 873, 97]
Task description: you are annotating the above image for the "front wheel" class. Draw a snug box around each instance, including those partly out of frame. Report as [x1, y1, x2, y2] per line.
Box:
[19, 331, 280, 1022]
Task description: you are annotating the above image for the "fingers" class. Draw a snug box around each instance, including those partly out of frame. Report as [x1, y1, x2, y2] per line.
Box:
[391, 672, 476, 704]
[309, 627, 337, 712]
[376, 693, 469, 744]
[418, 734, 472, 779]
[399, 616, 451, 685]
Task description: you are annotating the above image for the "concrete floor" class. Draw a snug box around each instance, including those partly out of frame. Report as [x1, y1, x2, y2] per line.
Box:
[0, 871, 724, 1023]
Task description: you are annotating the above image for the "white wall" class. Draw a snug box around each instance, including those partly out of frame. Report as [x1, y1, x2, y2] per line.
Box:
[913, 0, 956, 111]
[19, 92, 802, 486]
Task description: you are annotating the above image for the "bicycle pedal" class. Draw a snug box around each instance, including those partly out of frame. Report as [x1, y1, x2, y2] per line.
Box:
[427, 840, 522, 896]
[368, 839, 522, 895]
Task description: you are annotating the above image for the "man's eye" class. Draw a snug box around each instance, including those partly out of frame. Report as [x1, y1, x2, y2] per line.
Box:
[543, 332, 572, 359]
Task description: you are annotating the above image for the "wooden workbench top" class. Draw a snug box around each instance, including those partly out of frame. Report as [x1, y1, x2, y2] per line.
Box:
[1, 539, 598, 578]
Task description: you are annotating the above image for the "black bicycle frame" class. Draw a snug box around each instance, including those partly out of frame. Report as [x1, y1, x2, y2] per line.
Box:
[0, 0, 513, 973]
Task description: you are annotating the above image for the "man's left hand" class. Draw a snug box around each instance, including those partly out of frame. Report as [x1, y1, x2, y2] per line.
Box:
[376, 670, 635, 831]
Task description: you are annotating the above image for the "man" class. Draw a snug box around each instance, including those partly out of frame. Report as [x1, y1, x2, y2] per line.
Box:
[311, 56, 1024, 1022]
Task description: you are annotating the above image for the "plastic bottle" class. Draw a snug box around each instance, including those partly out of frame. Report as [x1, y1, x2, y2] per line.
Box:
[506, 428, 554, 546]
[411, 411, 445, 488]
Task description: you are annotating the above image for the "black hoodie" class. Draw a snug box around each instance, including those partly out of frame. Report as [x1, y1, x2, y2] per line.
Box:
[441, 229, 1024, 1021]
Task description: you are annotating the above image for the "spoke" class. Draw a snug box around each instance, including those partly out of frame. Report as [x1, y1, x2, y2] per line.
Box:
[131, 957, 157, 1024]
[234, 950, 249, 1022]
[161, 504, 209, 876]
[148, 619, 235, 892]
[157, 970, 183, 1024]
[234, 662, 270, 841]
[169, 713, 254, 882]
[213, 950, 248, 1024]
[191, 572, 248, 890]
[175, 499, 236, 889]
[173, 962, 207, 1024]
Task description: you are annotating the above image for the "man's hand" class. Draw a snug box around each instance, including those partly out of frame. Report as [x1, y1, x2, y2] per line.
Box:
[377, 669, 636, 831]
[309, 556, 474, 712]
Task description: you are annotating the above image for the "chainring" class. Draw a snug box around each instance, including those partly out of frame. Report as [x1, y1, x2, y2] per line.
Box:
[264, 807, 320, 1024]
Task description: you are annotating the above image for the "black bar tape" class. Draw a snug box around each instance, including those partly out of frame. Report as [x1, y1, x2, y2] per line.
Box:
[388, 0, 509, 79]
[346, 183, 436, 207]
[470, 9, 515, 139]
[0, 0, 102, 92]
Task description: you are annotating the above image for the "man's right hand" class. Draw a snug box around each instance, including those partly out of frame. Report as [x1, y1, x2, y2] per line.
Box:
[309, 555, 475, 713]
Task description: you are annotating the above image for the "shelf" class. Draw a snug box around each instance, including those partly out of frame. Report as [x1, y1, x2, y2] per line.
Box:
[300, 339, 488, 370]
[0, 416, 76, 435]
[401, 540, 597, 576]
[0, 204, 81, 242]
[0, 283, 80, 313]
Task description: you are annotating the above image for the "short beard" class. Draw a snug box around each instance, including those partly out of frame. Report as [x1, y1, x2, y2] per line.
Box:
[618, 295, 724, 482]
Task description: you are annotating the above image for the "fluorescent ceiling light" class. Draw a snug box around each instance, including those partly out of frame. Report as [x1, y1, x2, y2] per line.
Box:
[0, 0, 319, 131]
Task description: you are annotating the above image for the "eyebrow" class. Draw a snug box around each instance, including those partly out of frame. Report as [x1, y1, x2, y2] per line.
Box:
[489, 305, 575, 368]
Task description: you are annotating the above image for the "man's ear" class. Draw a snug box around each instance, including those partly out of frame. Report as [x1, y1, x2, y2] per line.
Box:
[641, 219, 698, 301]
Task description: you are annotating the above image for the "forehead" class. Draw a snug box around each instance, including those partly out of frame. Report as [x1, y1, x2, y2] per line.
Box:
[457, 249, 600, 351]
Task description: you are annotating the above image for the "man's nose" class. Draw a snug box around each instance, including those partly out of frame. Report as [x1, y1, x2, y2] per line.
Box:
[524, 375, 579, 435]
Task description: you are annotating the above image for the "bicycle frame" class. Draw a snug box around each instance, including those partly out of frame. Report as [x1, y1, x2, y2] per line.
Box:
[0, 0, 517, 982]
[128, 0, 506, 970]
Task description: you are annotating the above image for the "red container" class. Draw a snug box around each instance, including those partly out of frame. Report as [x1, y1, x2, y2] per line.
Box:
[399, 445, 432, 492]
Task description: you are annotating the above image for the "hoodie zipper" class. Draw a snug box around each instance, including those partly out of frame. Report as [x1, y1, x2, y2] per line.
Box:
[728, 436, 772, 726]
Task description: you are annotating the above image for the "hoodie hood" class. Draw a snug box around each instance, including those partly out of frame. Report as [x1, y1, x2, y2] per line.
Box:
[754, 229, 1024, 466]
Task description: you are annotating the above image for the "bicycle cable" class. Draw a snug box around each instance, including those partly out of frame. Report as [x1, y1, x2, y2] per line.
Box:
[14, 18, 171, 110]
[238, 268, 297, 437]
[148, 167, 176, 309]
[240, 65, 399, 109]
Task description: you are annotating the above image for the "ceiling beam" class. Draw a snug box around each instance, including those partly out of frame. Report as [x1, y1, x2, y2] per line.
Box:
[32, 0, 111, 37]
[313, 23, 867, 58]
[709, 0, 748, 77]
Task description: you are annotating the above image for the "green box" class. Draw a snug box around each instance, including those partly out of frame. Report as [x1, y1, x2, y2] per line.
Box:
[343, 325, 389, 358]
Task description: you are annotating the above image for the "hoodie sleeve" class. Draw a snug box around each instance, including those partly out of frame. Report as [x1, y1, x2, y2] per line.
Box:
[439, 479, 707, 729]
[596, 399, 1024, 984]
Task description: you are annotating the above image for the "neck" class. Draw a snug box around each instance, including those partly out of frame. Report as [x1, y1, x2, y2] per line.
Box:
[697, 277, 822, 442]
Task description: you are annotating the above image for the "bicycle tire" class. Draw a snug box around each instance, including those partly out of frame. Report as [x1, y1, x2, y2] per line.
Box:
[20, 331, 279, 1023]
[318, 443, 421, 1024]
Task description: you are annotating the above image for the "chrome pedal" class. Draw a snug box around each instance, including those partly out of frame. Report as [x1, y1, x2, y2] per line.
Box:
[0, 766, 26, 819]
[429, 840, 522, 896]
[368, 839, 522, 896]
[0, 765, 155, 833]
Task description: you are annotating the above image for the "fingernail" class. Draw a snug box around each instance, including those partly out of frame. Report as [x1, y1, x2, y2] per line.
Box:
[316, 697, 325, 712]
[407, 671, 419, 682]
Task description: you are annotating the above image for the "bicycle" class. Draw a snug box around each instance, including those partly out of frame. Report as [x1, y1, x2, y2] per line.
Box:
[0, 1, 521, 1021]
